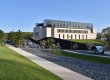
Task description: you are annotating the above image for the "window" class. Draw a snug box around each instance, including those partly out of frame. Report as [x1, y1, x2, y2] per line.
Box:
[86, 35, 87, 39]
[60, 24, 62, 27]
[75, 35, 76, 39]
[63, 34, 65, 39]
[62, 29, 64, 33]
[35, 32, 39, 37]
[80, 30, 82, 33]
[79, 35, 80, 39]
[57, 29, 60, 33]
[53, 24, 55, 27]
[65, 30, 68, 33]
[71, 34, 73, 39]
[78, 26, 80, 28]
[69, 22, 71, 28]
[63, 24, 65, 27]
[59, 34, 60, 39]
[78, 30, 80, 33]
[69, 30, 71, 33]
[67, 34, 69, 39]
[91, 29, 93, 33]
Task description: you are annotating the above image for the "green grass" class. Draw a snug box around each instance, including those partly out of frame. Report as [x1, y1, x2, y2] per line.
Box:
[71, 39, 107, 46]
[52, 50, 110, 65]
[0, 47, 62, 80]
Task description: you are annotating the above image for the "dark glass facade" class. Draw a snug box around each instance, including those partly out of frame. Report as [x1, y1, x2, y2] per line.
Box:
[43, 19, 93, 30]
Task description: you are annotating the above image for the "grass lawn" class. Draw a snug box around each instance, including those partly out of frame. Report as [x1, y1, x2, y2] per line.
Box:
[71, 39, 107, 46]
[52, 50, 110, 65]
[0, 47, 62, 80]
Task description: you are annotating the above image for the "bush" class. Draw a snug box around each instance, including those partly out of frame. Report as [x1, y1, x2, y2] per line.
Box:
[0, 30, 6, 46]
[40, 38, 60, 49]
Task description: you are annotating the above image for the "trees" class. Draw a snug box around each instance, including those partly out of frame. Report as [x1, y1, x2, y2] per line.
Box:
[40, 38, 60, 49]
[96, 33, 102, 39]
[102, 27, 110, 42]
[7, 31, 16, 43]
[22, 32, 33, 39]
[7, 30, 24, 47]
[7, 30, 33, 47]
[16, 30, 24, 47]
[0, 30, 6, 46]
[101, 27, 110, 50]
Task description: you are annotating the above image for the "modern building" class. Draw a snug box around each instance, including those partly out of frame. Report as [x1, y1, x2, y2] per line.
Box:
[101, 27, 110, 41]
[33, 19, 97, 40]
[102, 27, 110, 34]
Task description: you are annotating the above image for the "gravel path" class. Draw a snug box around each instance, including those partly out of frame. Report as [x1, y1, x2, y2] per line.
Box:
[24, 48, 110, 80]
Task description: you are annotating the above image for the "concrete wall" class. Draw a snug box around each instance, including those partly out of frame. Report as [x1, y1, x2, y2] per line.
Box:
[46, 27, 52, 37]
[33, 26, 46, 40]
[34, 26, 97, 40]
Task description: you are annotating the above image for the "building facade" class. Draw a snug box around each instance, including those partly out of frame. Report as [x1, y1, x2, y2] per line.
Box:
[33, 19, 97, 40]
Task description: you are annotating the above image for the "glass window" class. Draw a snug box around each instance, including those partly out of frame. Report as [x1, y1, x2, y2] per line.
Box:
[59, 34, 60, 39]
[79, 35, 80, 39]
[62, 29, 64, 33]
[63, 34, 65, 39]
[67, 34, 69, 39]
[71, 34, 73, 39]
[65, 30, 68, 33]
[86, 35, 87, 39]
[63, 24, 65, 27]
[69, 30, 71, 33]
[57, 29, 61, 33]
[75, 35, 76, 39]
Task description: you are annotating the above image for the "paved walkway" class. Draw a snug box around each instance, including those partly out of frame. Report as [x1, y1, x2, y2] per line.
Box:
[7, 45, 92, 80]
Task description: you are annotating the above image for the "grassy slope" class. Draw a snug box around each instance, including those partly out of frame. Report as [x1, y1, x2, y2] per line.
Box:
[71, 39, 107, 46]
[0, 47, 62, 80]
[53, 50, 110, 65]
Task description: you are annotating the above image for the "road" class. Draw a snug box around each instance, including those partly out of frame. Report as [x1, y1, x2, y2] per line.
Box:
[63, 49, 110, 58]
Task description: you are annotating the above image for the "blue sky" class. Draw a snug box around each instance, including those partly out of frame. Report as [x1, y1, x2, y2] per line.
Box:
[0, 0, 110, 32]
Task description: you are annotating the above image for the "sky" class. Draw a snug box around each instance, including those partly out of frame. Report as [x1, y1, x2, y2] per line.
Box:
[0, 0, 110, 32]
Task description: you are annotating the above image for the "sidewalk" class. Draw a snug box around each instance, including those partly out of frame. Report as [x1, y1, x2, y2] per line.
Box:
[7, 45, 92, 80]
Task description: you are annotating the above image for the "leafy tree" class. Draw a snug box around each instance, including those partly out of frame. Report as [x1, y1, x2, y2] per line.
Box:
[7, 31, 16, 43]
[22, 32, 33, 39]
[16, 30, 24, 47]
[7, 30, 24, 47]
[40, 38, 60, 49]
[40, 40, 46, 49]
[7, 30, 33, 47]
[96, 33, 102, 39]
[102, 27, 110, 42]
[0, 30, 6, 46]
